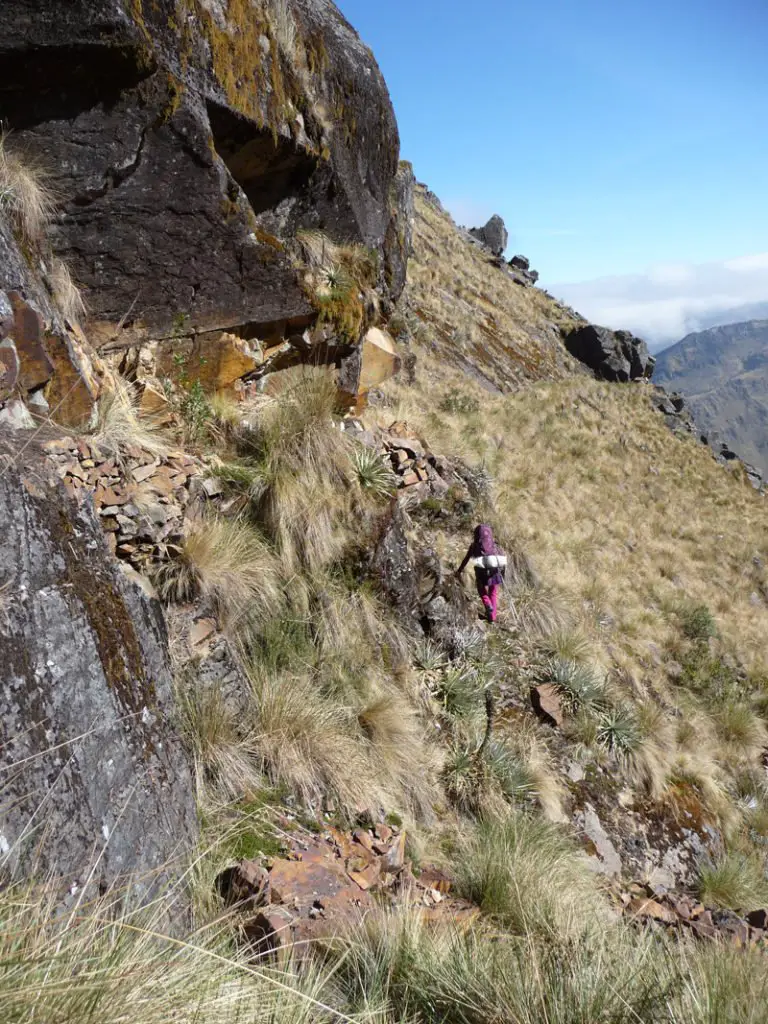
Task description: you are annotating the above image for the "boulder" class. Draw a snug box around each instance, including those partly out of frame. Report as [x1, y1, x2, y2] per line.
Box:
[564, 324, 655, 382]
[0, 450, 197, 902]
[530, 683, 563, 728]
[509, 255, 530, 271]
[1, 0, 406, 343]
[358, 327, 401, 393]
[469, 215, 508, 257]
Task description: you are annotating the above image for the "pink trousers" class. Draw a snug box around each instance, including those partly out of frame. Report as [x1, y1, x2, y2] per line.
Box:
[477, 579, 499, 622]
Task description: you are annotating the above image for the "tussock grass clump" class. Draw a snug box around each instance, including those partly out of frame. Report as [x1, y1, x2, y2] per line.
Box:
[0, 133, 55, 242]
[540, 626, 594, 664]
[90, 376, 169, 458]
[178, 683, 264, 802]
[698, 850, 768, 911]
[249, 669, 377, 810]
[0, 878, 335, 1024]
[455, 812, 603, 939]
[713, 702, 767, 761]
[506, 577, 568, 636]
[237, 367, 357, 573]
[50, 256, 86, 323]
[156, 516, 280, 628]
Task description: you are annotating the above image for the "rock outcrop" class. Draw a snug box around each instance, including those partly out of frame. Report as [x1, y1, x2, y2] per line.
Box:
[0, 444, 197, 899]
[650, 385, 765, 491]
[563, 324, 655, 382]
[1, 0, 410, 402]
[508, 254, 539, 286]
[469, 214, 508, 256]
[0, 213, 104, 428]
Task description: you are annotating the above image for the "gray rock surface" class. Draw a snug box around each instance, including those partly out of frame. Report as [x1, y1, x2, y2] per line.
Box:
[469, 214, 508, 257]
[563, 324, 655, 382]
[576, 802, 623, 877]
[0, 446, 197, 900]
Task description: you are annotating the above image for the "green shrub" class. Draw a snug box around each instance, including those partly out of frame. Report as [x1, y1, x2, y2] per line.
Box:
[179, 378, 212, 442]
[438, 388, 480, 416]
[678, 648, 745, 706]
[677, 601, 717, 642]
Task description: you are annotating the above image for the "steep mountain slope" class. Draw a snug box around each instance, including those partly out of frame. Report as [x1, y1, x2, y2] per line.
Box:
[396, 187, 580, 389]
[656, 319, 768, 472]
[4, 3, 768, 1020]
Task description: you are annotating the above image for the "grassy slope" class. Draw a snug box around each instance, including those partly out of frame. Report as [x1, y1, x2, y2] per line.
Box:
[370, 185, 768, 831]
[10, 181, 768, 1021]
[400, 186, 580, 390]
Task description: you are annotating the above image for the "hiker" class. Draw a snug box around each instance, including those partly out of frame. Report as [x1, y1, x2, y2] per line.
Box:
[456, 524, 507, 623]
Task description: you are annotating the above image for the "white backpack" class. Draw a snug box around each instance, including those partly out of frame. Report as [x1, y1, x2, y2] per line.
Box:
[472, 553, 507, 570]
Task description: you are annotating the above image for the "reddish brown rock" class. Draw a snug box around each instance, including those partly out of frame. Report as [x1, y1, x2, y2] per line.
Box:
[385, 831, 407, 872]
[9, 292, 53, 392]
[155, 332, 261, 394]
[374, 824, 393, 844]
[747, 909, 768, 930]
[347, 858, 381, 891]
[353, 829, 376, 855]
[417, 866, 453, 894]
[43, 331, 99, 427]
[530, 683, 563, 728]
[0, 338, 20, 401]
[626, 897, 677, 925]
[243, 907, 296, 960]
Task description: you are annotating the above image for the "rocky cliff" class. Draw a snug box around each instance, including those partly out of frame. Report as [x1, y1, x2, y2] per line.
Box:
[1, 0, 411, 404]
[0, 443, 196, 899]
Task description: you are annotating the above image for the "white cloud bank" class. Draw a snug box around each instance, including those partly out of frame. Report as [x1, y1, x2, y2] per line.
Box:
[552, 253, 768, 349]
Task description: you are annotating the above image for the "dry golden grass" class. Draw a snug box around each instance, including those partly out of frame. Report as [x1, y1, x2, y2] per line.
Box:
[372, 201, 768, 821]
[238, 366, 358, 574]
[392, 369, 768, 816]
[50, 256, 86, 324]
[0, 132, 55, 242]
[90, 375, 169, 458]
[374, 371, 768, 687]
[157, 516, 281, 630]
[403, 186, 579, 392]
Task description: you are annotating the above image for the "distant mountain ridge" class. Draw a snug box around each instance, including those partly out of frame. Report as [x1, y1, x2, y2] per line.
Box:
[655, 319, 768, 473]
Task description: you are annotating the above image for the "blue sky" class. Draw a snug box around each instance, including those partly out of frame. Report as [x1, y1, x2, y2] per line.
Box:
[336, 0, 768, 343]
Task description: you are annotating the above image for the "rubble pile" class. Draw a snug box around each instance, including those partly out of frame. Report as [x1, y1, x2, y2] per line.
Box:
[219, 821, 476, 960]
[41, 435, 199, 568]
[620, 884, 768, 950]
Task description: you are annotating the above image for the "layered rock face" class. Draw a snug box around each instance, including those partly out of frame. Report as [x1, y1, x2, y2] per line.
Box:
[1, 0, 410, 398]
[0, 449, 197, 898]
